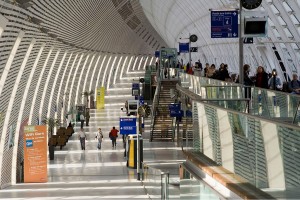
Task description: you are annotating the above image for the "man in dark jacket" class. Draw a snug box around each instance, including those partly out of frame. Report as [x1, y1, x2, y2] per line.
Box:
[288, 73, 300, 94]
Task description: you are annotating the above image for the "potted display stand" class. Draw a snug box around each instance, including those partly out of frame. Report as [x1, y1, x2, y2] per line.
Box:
[42, 118, 60, 160]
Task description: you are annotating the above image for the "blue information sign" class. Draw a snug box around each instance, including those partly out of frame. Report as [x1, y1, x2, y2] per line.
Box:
[132, 83, 139, 96]
[170, 110, 183, 118]
[211, 10, 238, 38]
[120, 118, 136, 135]
[155, 50, 160, 58]
[132, 83, 139, 89]
[179, 43, 189, 53]
[169, 103, 181, 111]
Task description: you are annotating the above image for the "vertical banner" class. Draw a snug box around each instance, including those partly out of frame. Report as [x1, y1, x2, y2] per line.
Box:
[99, 87, 105, 109]
[96, 87, 101, 110]
[24, 125, 47, 183]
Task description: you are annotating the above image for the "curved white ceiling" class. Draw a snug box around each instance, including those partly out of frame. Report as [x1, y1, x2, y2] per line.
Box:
[0, 0, 300, 189]
[140, 0, 300, 78]
[23, 0, 167, 54]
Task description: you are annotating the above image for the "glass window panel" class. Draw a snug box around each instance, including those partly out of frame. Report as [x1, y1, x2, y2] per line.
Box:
[270, 4, 280, 15]
[277, 16, 287, 26]
[291, 43, 299, 50]
[272, 28, 281, 38]
[268, 17, 275, 28]
[279, 43, 287, 49]
[282, 2, 293, 13]
[283, 27, 294, 38]
[290, 14, 300, 25]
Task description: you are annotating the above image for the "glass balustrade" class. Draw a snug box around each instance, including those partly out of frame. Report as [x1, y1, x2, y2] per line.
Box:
[142, 162, 181, 199]
[180, 100, 300, 197]
[179, 72, 300, 125]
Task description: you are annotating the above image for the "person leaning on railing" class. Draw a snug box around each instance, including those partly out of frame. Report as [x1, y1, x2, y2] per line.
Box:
[288, 73, 300, 94]
[268, 69, 282, 91]
[254, 66, 269, 89]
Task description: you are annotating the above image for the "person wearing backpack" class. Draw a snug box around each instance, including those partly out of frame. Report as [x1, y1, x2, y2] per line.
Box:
[109, 127, 119, 148]
[78, 128, 87, 150]
[95, 128, 103, 150]
[80, 113, 85, 128]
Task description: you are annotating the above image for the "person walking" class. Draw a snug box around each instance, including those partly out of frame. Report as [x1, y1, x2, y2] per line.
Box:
[78, 128, 87, 150]
[80, 113, 85, 128]
[85, 109, 90, 126]
[109, 127, 119, 148]
[95, 128, 103, 150]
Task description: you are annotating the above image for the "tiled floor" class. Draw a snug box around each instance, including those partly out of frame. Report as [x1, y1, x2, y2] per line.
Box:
[0, 102, 184, 199]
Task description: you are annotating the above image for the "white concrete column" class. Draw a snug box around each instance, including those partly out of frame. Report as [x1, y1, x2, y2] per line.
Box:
[0, 14, 8, 37]
[261, 121, 285, 189]
[218, 109, 234, 172]
[199, 104, 213, 160]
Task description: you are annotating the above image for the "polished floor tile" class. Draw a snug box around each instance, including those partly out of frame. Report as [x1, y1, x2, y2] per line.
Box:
[0, 81, 183, 199]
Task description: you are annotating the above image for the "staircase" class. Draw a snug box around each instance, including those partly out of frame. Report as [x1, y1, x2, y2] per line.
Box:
[151, 80, 178, 141]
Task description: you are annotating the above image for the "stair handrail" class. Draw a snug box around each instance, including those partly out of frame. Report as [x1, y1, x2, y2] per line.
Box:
[150, 73, 162, 140]
[171, 117, 176, 142]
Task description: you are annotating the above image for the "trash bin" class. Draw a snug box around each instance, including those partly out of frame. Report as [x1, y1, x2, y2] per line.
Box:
[126, 135, 143, 169]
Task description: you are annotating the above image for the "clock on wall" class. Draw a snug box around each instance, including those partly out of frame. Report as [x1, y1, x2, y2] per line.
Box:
[241, 0, 262, 10]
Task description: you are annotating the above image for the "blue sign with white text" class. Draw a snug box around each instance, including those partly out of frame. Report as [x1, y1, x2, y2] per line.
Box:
[179, 43, 189, 53]
[132, 83, 139, 89]
[169, 103, 181, 111]
[120, 118, 137, 135]
[170, 110, 183, 118]
[26, 140, 33, 148]
[211, 10, 238, 38]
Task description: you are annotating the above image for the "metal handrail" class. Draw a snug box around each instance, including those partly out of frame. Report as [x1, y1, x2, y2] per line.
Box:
[150, 76, 162, 141]
[179, 72, 300, 124]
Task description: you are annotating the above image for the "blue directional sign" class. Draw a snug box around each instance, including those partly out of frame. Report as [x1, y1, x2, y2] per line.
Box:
[211, 10, 238, 38]
[132, 83, 139, 89]
[170, 110, 183, 118]
[169, 103, 181, 111]
[155, 50, 160, 58]
[179, 43, 189, 53]
[132, 83, 139, 96]
[120, 117, 136, 135]
[134, 96, 144, 105]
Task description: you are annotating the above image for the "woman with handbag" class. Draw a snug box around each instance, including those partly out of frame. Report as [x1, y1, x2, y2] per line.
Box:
[95, 128, 103, 150]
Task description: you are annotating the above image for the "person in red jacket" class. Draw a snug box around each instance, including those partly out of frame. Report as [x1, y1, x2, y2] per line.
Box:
[109, 127, 119, 148]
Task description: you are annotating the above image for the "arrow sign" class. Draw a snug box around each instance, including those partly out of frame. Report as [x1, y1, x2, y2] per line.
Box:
[211, 10, 238, 38]
[120, 117, 136, 135]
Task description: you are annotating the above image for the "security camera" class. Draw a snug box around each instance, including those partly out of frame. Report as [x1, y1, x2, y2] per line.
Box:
[121, 107, 123, 111]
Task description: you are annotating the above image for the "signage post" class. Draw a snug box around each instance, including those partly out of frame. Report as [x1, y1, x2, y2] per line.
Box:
[136, 80, 141, 180]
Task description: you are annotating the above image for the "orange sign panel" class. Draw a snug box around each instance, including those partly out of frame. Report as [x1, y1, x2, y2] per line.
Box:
[24, 125, 47, 183]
